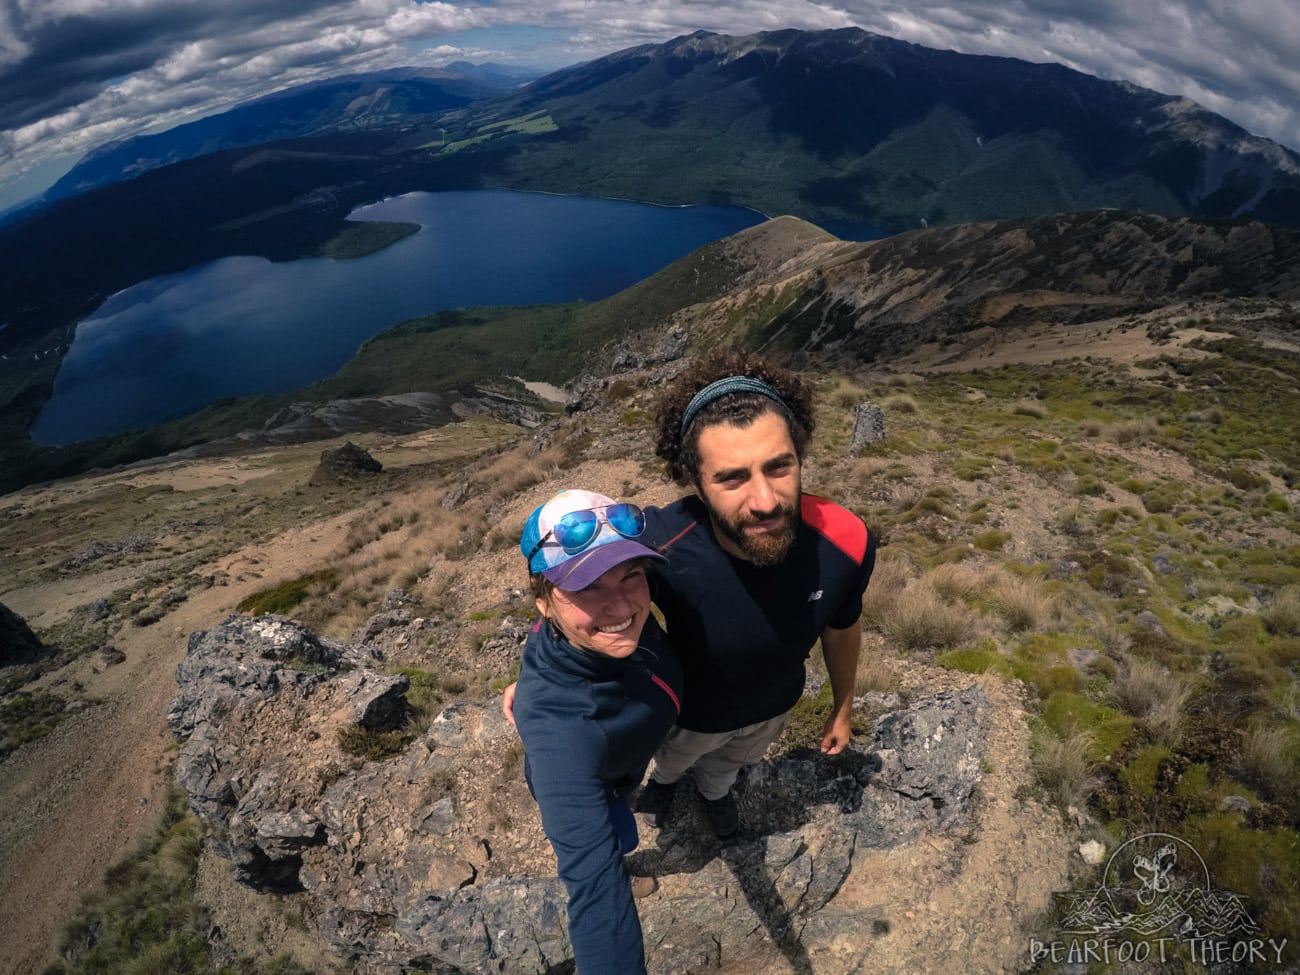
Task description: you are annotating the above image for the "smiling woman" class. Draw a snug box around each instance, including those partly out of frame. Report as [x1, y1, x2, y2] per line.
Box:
[512, 488, 683, 975]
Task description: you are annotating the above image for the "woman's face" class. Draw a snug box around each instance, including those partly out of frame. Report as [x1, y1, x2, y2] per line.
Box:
[538, 560, 652, 658]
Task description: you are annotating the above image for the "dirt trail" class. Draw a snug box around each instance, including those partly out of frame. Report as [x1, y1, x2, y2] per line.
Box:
[0, 510, 354, 975]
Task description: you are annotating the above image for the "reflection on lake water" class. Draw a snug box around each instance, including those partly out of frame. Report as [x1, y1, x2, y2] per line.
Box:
[33, 190, 775, 445]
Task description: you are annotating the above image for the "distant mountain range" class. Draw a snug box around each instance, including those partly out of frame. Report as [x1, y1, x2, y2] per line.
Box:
[30, 28, 1300, 230]
[5, 26, 1300, 490]
[40, 63, 540, 205]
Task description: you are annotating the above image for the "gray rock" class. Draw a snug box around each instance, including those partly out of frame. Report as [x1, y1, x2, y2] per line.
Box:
[167, 615, 344, 739]
[415, 798, 459, 836]
[310, 441, 382, 484]
[256, 807, 325, 858]
[339, 671, 410, 730]
[868, 684, 989, 827]
[848, 403, 886, 454]
[382, 588, 418, 611]
[0, 600, 46, 666]
[1048, 559, 1084, 580]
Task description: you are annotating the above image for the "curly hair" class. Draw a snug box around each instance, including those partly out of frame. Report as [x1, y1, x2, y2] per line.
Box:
[654, 348, 815, 486]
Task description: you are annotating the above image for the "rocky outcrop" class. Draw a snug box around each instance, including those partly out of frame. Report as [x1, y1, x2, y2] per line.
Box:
[0, 601, 47, 667]
[171, 613, 993, 974]
[310, 442, 383, 484]
[848, 402, 886, 453]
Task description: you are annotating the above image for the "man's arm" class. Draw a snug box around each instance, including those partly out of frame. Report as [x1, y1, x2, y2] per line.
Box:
[501, 681, 518, 727]
[818, 622, 862, 754]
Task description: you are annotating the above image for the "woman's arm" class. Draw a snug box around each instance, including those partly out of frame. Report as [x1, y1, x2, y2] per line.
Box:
[523, 728, 647, 975]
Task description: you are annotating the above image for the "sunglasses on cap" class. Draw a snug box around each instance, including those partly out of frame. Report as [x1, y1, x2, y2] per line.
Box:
[527, 503, 647, 560]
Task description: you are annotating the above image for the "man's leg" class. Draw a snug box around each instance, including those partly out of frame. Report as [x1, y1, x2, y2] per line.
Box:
[645, 714, 789, 837]
[647, 726, 734, 785]
[689, 713, 788, 800]
[638, 726, 732, 828]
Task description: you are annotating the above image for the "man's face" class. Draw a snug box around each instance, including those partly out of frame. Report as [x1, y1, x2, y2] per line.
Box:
[693, 409, 801, 566]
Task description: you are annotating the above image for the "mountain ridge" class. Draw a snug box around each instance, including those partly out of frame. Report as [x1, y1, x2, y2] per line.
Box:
[41, 64, 540, 204]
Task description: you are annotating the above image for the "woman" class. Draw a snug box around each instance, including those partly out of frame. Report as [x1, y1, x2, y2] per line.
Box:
[513, 488, 683, 975]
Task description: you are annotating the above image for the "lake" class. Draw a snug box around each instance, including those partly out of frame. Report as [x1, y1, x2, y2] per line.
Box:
[31, 190, 880, 445]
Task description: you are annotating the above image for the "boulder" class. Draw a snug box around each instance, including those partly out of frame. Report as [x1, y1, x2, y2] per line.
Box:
[0, 601, 46, 667]
[848, 403, 886, 454]
[310, 442, 382, 484]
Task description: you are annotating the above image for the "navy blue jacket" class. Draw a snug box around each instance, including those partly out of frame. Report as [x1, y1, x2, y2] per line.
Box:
[643, 493, 875, 733]
[514, 615, 682, 975]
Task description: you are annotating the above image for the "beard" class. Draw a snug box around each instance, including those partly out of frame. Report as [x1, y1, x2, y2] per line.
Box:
[708, 494, 800, 567]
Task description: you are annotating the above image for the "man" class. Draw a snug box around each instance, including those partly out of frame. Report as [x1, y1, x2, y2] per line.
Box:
[634, 348, 875, 837]
[505, 348, 876, 838]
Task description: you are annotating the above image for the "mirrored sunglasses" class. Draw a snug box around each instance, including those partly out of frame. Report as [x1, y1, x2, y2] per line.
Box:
[528, 503, 646, 561]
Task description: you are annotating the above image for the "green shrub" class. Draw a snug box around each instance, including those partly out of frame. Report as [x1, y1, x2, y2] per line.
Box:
[0, 690, 73, 756]
[1041, 692, 1133, 759]
[337, 724, 412, 761]
[1119, 744, 1175, 797]
[781, 681, 833, 748]
[1074, 476, 1107, 497]
[1182, 815, 1300, 935]
[1141, 486, 1180, 513]
[1225, 466, 1268, 490]
[937, 648, 1010, 676]
[1263, 493, 1291, 513]
[237, 568, 340, 615]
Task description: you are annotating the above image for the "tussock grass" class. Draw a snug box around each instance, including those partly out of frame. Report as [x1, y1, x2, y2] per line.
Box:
[1093, 619, 1132, 656]
[477, 450, 549, 503]
[854, 652, 897, 696]
[1011, 399, 1047, 419]
[1262, 585, 1300, 636]
[877, 583, 977, 651]
[1238, 725, 1296, 790]
[924, 561, 986, 602]
[987, 572, 1057, 633]
[49, 786, 214, 974]
[859, 553, 913, 630]
[1111, 657, 1195, 747]
[882, 393, 919, 414]
[1106, 418, 1158, 444]
[1031, 727, 1099, 811]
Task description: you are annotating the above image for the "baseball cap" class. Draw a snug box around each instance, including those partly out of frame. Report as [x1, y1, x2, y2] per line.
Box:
[520, 489, 665, 591]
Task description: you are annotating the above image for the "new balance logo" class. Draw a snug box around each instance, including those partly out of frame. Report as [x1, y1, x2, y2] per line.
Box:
[807, 590, 823, 602]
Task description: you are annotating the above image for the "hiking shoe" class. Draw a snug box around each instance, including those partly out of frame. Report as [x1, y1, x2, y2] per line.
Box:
[636, 779, 678, 829]
[630, 875, 659, 899]
[703, 792, 739, 838]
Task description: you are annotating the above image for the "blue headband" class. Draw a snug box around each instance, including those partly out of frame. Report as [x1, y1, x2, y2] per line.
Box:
[679, 376, 787, 436]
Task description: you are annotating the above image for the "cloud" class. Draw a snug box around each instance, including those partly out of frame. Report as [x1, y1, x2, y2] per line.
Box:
[2, 0, 1300, 204]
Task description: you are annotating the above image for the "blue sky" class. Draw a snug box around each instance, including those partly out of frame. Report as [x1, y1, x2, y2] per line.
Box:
[2, 1, 1299, 210]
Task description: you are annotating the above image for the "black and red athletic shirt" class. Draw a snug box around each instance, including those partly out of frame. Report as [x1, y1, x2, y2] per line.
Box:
[643, 493, 876, 734]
